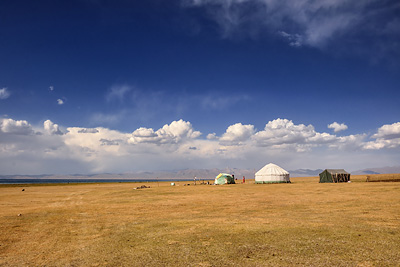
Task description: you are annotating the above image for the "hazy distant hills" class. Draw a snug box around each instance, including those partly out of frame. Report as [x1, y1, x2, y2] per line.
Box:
[1, 166, 399, 180]
[0, 168, 257, 180]
[288, 169, 324, 177]
[351, 166, 400, 175]
[289, 166, 400, 176]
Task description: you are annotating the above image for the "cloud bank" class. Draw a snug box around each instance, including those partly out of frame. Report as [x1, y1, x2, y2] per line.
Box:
[364, 122, 400, 150]
[1, 117, 399, 175]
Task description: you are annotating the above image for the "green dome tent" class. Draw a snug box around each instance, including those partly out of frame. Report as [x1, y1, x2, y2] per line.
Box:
[214, 173, 235, 185]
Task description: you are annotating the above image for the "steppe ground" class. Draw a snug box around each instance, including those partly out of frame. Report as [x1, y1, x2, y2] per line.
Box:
[1, 175, 399, 266]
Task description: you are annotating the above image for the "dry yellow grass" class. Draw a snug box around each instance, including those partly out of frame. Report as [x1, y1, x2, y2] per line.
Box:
[1, 176, 400, 266]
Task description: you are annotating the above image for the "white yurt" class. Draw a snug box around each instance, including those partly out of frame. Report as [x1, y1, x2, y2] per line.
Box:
[255, 163, 290, 184]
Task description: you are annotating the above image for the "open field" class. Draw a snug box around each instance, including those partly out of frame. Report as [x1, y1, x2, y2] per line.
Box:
[1, 175, 400, 266]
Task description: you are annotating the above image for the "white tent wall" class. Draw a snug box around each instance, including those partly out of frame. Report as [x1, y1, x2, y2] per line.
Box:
[255, 174, 290, 183]
[255, 163, 290, 184]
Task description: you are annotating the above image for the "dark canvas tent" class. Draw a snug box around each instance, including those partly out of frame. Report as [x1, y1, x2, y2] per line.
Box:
[319, 169, 350, 183]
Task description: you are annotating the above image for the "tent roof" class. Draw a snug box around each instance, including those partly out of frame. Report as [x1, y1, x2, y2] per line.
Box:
[324, 169, 350, 175]
[255, 163, 289, 176]
[215, 173, 233, 179]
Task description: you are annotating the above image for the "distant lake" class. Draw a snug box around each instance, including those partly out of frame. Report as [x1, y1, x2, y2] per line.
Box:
[0, 178, 199, 184]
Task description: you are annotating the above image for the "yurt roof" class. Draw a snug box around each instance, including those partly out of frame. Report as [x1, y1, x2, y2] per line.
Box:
[255, 163, 289, 176]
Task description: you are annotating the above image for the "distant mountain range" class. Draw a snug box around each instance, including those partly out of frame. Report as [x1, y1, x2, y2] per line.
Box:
[1, 166, 399, 180]
[350, 166, 400, 175]
[288, 169, 324, 177]
[289, 166, 400, 176]
[0, 168, 257, 180]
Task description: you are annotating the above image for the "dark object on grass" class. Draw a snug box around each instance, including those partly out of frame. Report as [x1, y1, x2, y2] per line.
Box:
[134, 185, 151, 190]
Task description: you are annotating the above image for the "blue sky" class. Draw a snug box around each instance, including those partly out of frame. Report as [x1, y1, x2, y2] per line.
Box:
[1, 0, 400, 175]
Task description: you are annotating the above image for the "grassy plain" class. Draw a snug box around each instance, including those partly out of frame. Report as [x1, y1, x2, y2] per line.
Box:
[1, 175, 400, 266]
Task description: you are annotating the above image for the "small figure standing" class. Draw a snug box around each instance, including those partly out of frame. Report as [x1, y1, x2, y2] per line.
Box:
[194, 176, 197, 185]
[243, 176, 245, 183]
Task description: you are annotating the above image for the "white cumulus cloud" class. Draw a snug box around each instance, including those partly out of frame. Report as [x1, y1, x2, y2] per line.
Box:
[128, 119, 201, 145]
[364, 122, 400, 150]
[0, 118, 34, 135]
[44, 120, 63, 135]
[372, 122, 400, 140]
[129, 127, 161, 144]
[161, 119, 202, 140]
[253, 118, 316, 146]
[57, 99, 64, 105]
[219, 123, 255, 145]
[328, 122, 348, 132]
